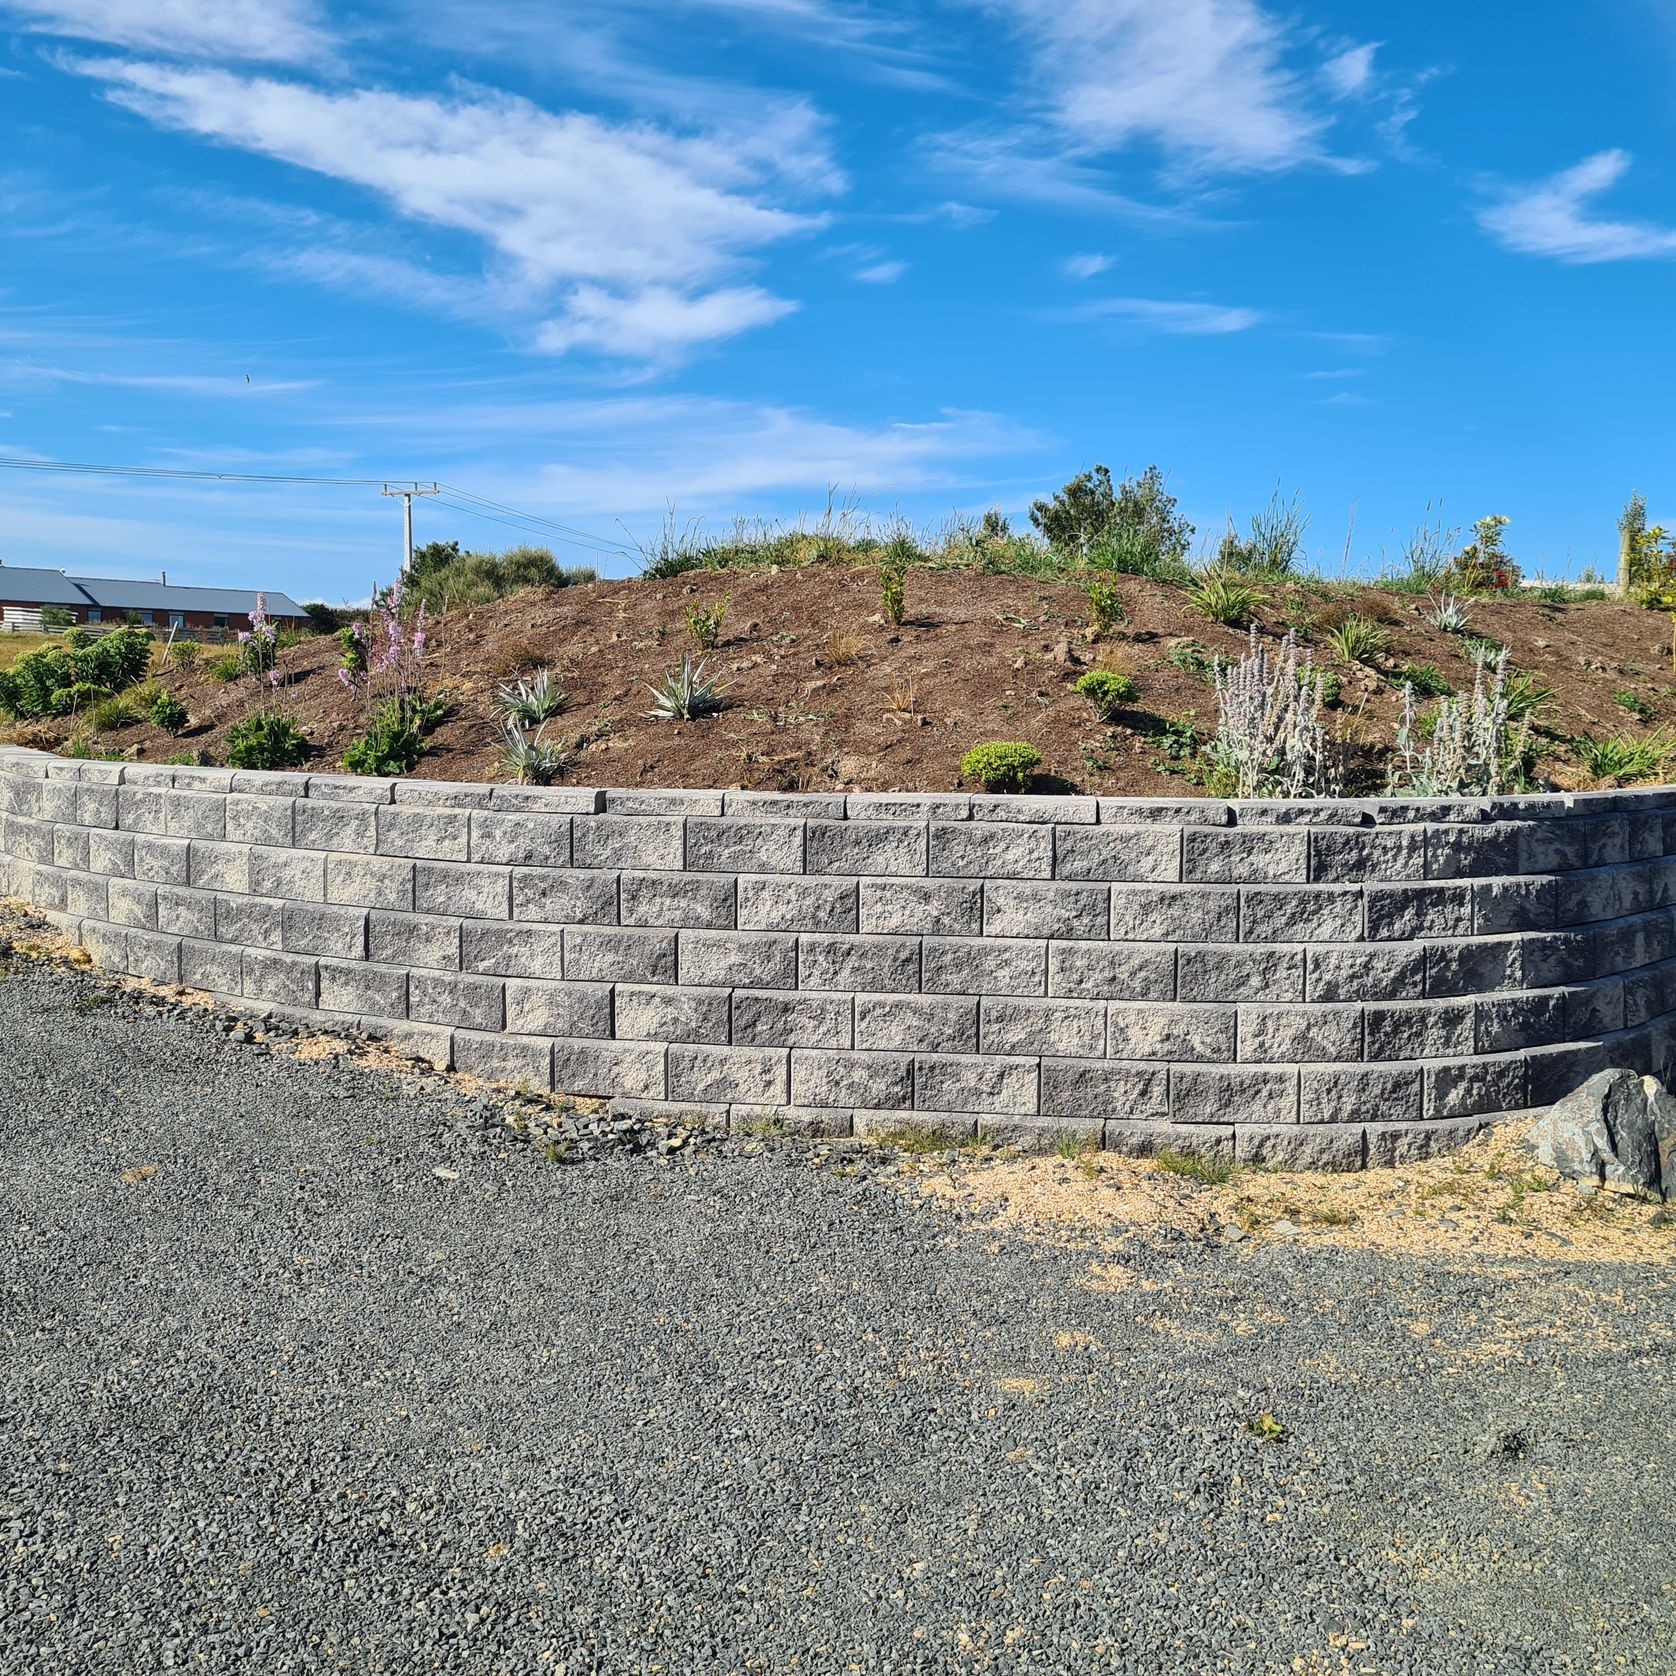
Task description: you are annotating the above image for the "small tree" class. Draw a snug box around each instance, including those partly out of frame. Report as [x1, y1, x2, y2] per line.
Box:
[1030, 465, 1116, 555]
[1029, 463, 1194, 564]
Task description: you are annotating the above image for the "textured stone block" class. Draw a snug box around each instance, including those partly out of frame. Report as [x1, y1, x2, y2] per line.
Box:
[1364, 882, 1471, 941]
[791, 1048, 914, 1109]
[155, 885, 216, 941]
[1475, 990, 1566, 1054]
[731, 990, 852, 1049]
[1552, 868, 1625, 929]
[1525, 1037, 1615, 1106]
[1365, 998, 1475, 1060]
[1473, 875, 1555, 935]
[855, 994, 978, 1053]
[619, 870, 735, 929]
[40, 781, 78, 822]
[1424, 1053, 1527, 1118]
[984, 881, 1108, 941]
[1049, 942, 1176, 1001]
[858, 878, 980, 937]
[368, 911, 460, 971]
[1239, 1003, 1363, 1063]
[572, 814, 677, 871]
[1240, 885, 1362, 943]
[74, 785, 117, 829]
[1425, 936, 1522, 997]
[615, 983, 731, 1045]
[551, 1038, 667, 1100]
[1039, 1060, 1169, 1120]
[1106, 1002, 1235, 1062]
[1560, 977, 1625, 1037]
[224, 794, 294, 848]
[326, 855, 415, 911]
[564, 926, 679, 985]
[216, 894, 283, 950]
[973, 795, 1096, 825]
[980, 996, 1104, 1058]
[408, 970, 503, 1032]
[1109, 883, 1237, 943]
[1308, 824, 1426, 883]
[1307, 943, 1425, 1003]
[806, 820, 926, 877]
[229, 770, 306, 797]
[162, 793, 227, 841]
[739, 875, 857, 934]
[930, 822, 1052, 879]
[319, 958, 408, 1019]
[511, 867, 619, 926]
[249, 846, 326, 903]
[470, 811, 573, 868]
[8, 818, 53, 864]
[242, 948, 317, 1008]
[392, 779, 495, 809]
[180, 938, 242, 995]
[669, 1043, 789, 1104]
[1425, 821, 1521, 879]
[797, 934, 919, 993]
[1182, 828, 1307, 884]
[375, 805, 471, 861]
[921, 936, 1044, 996]
[281, 900, 367, 960]
[1172, 1065, 1298, 1125]
[504, 978, 613, 1039]
[1177, 945, 1302, 1004]
[980, 1116, 1102, 1154]
[602, 789, 719, 816]
[453, 1031, 553, 1090]
[105, 878, 158, 930]
[415, 861, 510, 920]
[687, 817, 804, 875]
[677, 928, 795, 990]
[125, 929, 181, 983]
[854, 1108, 976, 1141]
[133, 835, 191, 885]
[1098, 797, 1230, 827]
[63, 872, 107, 919]
[847, 792, 970, 821]
[1299, 1064, 1421, 1126]
[461, 923, 567, 979]
[1051, 826, 1179, 883]
[1364, 1116, 1486, 1167]
[726, 790, 846, 819]
[188, 841, 250, 894]
[1104, 1120, 1233, 1158]
[305, 773, 394, 803]
[916, 1053, 1036, 1114]
[1235, 1125, 1363, 1169]
[117, 787, 167, 834]
[294, 801, 376, 854]
[51, 826, 90, 872]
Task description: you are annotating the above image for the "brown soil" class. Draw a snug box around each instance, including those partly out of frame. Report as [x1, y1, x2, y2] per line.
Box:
[10, 567, 1676, 794]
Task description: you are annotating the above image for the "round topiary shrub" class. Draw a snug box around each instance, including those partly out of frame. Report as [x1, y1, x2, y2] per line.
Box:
[960, 740, 1042, 794]
[1075, 668, 1137, 720]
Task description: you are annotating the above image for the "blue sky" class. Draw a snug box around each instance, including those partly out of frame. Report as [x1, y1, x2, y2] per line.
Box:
[3, 0, 1676, 603]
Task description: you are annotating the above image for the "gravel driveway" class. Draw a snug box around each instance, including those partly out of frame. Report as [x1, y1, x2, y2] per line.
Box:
[3, 944, 1673, 1675]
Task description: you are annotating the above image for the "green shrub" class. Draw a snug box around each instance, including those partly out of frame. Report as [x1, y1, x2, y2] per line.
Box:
[338, 625, 367, 676]
[1312, 670, 1343, 709]
[682, 596, 729, 651]
[206, 653, 245, 683]
[89, 695, 138, 732]
[960, 740, 1042, 793]
[1392, 661, 1453, 699]
[343, 697, 427, 775]
[1031, 464, 1194, 566]
[48, 681, 113, 717]
[1187, 572, 1265, 627]
[879, 547, 910, 626]
[1086, 576, 1124, 637]
[226, 713, 309, 770]
[166, 638, 200, 671]
[1167, 639, 1214, 680]
[407, 539, 595, 611]
[1614, 689, 1656, 721]
[1502, 671, 1556, 722]
[1216, 487, 1308, 579]
[1075, 668, 1137, 720]
[0, 625, 152, 719]
[1576, 729, 1676, 785]
[149, 693, 189, 734]
[1324, 614, 1387, 664]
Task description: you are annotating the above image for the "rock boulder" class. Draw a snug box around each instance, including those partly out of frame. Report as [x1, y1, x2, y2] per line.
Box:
[1525, 1068, 1671, 1200]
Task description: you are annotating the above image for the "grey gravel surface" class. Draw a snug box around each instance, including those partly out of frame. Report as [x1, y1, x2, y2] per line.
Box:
[3, 948, 1674, 1675]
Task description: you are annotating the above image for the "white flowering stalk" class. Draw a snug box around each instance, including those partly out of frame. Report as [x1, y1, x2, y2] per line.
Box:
[1388, 645, 1528, 797]
[1209, 627, 1337, 799]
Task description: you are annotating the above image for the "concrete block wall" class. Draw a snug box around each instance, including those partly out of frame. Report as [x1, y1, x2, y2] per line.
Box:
[4, 744, 1675, 1166]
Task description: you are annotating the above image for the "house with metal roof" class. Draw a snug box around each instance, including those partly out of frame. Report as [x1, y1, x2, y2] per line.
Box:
[0, 563, 308, 633]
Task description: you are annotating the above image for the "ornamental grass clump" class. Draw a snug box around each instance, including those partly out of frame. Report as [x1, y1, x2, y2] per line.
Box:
[1387, 646, 1529, 798]
[1207, 627, 1338, 799]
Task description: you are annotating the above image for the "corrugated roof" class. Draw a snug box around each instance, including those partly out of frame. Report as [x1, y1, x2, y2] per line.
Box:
[0, 564, 306, 617]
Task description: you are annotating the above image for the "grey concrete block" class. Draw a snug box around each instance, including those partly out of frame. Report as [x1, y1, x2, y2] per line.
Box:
[1177, 945, 1302, 1004]
[106, 878, 158, 930]
[63, 872, 107, 920]
[225, 794, 294, 847]
[357, 1018, 453, 1069]
[75, 915, 123, 966]
[1553, 867, 1625, 928]
[687, 818, 805, 875]
[979, 1116, 1102, 1154]
[187, 840, 250, 893]
[1182, 828, 1307, 884]
[8, 819, 53, 865]
[249, 845, 326, 902]
[1235, 1125, 1363, 1169]
[133, 835, 191, 885]
[1307, 943, 1425, 1003]
[415, 861, 510, 920]
[1308, 824, 1426, 883]
[484, 786, 602, 814]
[564, 926, 679, 985]
[1039, 1060, 1169, 1120]
[846, 792, 970, 821]
[126, 928, 182, 983]
[790, 1048, 913, 1109]
[855, 994, 978, 1054]
[504, 978, 613, 1039]
[368, 911, 460, 971]
[1525, 1037, 1614, 1106]
[1561, 977, 1625, 1037]
[797, 934, 919, 993]
[1106, 1002, 1236, 1062]
[229, 770, 307, 797]
[859, 878, 980, 937]
[319, 958, 407, 1018]
[1172, 1065, 1297, 1125]
[116, 787, 167, 834]
[669, 1044, 789, 1104]
[1425, 821, 1521, 879]
[1473, 876, 1555, 935]
[1475, 991, 1566, 1054]
[180, 938, 242, 994]
[601, 789, 720, 816]
[281, 900, 367, 960]
[980, 996, 1104, 1058]
[511, 867, 619, 927]
[294, 801, 377, 854]
[155, 885, 216, 941]
[1051, 825, 1179, 883]
[731, 990, 852, 1049]
[242, 948, 317, 1008]
[572, 814, 677, 871]
[1049, 942, 1177, 1001]
[1425, 936, 1522, 997]
[677, 929, 795, 990]
[1098, 797, 1230, 827]
[461, 923, 567, 979]
[614, 983, 731, 1045]
[738, 875, 857, 934]
[1364, 882, 1471, 941]
[43, 782, 81, 823]
[929, 822, 1052, 879]
[806, 820, 926, 877]
[921, 936, 1045, 996]
[1299, 1064, 1421, 1125]
[375, 805, 471, 861]
[1424, 1053, 1527, 1118]
[1104, 1120, 1234, 1158]
[75, 785, 117, 829]
[1240, 885, 1362, 943]
[216, 894, 283, 950]
[326, 854, 415, 911]
[453, 1030, 553, 1090]
[408, 970, 504, 1032]
[304, 774, 394, 803]
[52, 826, 89, 872]
[1364, 1116, 1486, 1167]
[1239, 1003, 1363, 1063]
[983, 881, 1109, 941]
[853, 1109, 975, 1142]
[916, 1053, 1037, 1114]
[1365, 998, 1475, 1060]
[392, 779, 495, 809]
[619, 870, 735, 929]
[470, 810, 573, 868]
[1109, 884, 1238, 943]
[972, 794, 1096, 825]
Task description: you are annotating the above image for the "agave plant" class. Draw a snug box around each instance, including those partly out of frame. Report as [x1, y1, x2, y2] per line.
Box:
[1425, 591, 1471, 633]
[646, 655, 727, 721]
[495, 667, 568, 725]
[498, 718, 566, 785]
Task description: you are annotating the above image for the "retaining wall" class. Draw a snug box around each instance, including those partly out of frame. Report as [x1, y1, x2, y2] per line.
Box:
[3, 744, 1675, 1166]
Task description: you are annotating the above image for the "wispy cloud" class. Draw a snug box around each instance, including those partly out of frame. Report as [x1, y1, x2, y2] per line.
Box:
[854, 259, 906, 284]
[1057, 296, 1262, 335]
[1478, 149, 1676, 263]
[1320, 42, 1378, 100]
[1062, 252, 1114, 279]
[1301, 367, 1365, 380]
[0, 0, 332, 64]
[0, 359, 317, 396]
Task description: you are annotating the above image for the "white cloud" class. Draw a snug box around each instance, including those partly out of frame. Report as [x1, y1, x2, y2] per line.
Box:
[924, 128, 1197, 222]
[1321, 42, 1378, 100]
[78, 60, 838, 358]
[1061, 296, 1262, 335]
[1478, 149, 1676, 263]
[0, 359, 315, 396]
[0, 0, 330, 63]
[855, 259, 906, 284]
[1063, 252, 1114, 279]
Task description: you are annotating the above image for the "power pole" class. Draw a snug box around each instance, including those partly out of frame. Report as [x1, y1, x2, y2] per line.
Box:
[381, 482, 440, 580]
